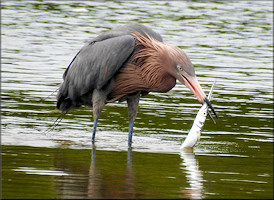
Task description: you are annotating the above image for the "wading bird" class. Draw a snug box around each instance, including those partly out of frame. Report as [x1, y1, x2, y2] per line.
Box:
[57, 23, 217, 146]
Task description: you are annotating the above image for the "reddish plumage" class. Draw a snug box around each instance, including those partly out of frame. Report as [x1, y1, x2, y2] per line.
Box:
[107, 32, 189, 102]
[56, 23, 217, 146]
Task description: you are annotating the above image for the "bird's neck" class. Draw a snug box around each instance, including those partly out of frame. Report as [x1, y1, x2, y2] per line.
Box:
[107, 63, 176, 103]
[151, 73, 176, 93]
[139, 65, 176, 93]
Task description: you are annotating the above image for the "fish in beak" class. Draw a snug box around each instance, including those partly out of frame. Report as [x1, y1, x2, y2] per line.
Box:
[176, 72, 218, 119]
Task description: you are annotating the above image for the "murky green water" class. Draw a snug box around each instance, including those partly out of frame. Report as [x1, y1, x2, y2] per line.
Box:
[1, 1, 273, 199]
[2, 145, 273, 199]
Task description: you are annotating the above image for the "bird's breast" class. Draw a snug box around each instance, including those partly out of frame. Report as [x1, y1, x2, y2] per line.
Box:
[149, 74, 176, 93]
[107, 67, 176, 102]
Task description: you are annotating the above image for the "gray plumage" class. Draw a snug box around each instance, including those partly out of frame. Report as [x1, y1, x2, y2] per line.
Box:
[56, 22, 215, 146]
[57, 23, 162, 112]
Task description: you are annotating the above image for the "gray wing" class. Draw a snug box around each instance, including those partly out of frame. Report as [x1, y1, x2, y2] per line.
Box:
[57, 35, 135, 110]
[57, 23, 162, 111]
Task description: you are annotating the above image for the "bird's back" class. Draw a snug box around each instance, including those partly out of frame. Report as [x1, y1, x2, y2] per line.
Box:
[57, 23, 162, 112]
[94, 23, 163, 42]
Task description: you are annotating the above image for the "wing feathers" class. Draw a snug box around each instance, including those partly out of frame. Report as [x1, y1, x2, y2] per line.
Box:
[57, 23, 162, 111]
[57, 35, 135, 111]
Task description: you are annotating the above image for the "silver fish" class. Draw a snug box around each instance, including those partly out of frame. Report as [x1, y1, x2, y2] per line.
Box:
[180, 80, 216, 149]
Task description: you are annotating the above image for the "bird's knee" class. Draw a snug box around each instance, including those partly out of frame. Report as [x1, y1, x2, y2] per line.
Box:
[92, 89, 107, 120]
[127, 93, 140, 122]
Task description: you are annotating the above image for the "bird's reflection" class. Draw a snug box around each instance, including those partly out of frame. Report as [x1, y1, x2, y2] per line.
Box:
[87, 146, 135, 199]
[55, 145, 203, 199]
[87, 146, 101, 199]
[125, 147, 136, 198]
[180, 149, 203, 199]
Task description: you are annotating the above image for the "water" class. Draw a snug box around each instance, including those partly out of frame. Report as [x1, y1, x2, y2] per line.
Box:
[1, 1, 273, 199]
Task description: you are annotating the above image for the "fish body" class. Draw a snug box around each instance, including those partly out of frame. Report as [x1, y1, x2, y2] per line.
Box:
[180, 80, 216, 149]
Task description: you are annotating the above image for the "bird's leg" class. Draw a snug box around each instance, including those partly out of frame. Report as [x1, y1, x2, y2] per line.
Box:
[92, 119, 98, 144]
[127, 93, 140, 146]
[92, 89, 107, 144]
[128, 121, 134, 146]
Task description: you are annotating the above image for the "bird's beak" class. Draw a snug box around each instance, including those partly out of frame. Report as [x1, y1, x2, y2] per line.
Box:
[176, 72, 218, 118]
[177, 72, 206, 103]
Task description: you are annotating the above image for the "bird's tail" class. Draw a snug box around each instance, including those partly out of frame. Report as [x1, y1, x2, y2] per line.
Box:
[56, 95, 73, 112]
[56, 83, 88, 112]
[56, 83, 76, 112]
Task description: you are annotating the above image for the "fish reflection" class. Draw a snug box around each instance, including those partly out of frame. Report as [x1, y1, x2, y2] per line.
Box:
[55, 146, 203, 199]
[180, 149, 203, 199]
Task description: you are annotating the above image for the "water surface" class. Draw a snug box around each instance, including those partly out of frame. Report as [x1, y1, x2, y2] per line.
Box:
[1, 1, 273, 199]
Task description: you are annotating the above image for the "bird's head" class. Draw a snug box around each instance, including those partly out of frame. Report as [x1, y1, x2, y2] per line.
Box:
[131, 32, 217, 118]
[167, 46, 218, 118]
[167, 47, 205, 103]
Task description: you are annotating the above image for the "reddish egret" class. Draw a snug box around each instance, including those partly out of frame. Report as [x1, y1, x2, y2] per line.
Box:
[57, 23, 217, 146]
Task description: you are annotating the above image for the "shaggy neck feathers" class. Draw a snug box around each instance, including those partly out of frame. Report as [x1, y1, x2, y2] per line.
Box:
[107, 32, 177, 102]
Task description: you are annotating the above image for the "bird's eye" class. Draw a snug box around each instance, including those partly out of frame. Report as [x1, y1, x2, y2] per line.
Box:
[177, 65, 183, 71]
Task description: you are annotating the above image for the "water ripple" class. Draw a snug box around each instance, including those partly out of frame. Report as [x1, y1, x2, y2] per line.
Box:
[1, 1, 273, 150]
